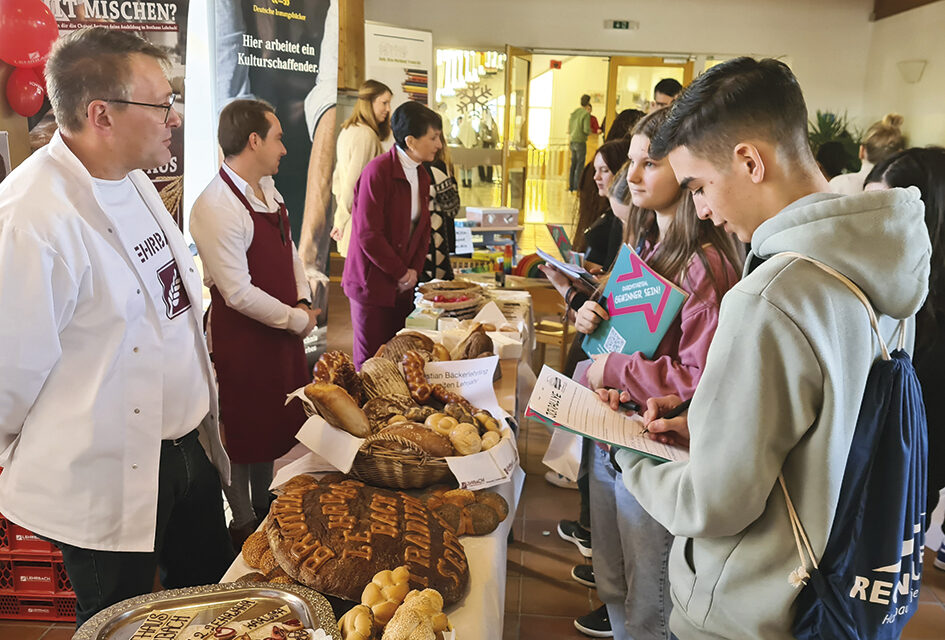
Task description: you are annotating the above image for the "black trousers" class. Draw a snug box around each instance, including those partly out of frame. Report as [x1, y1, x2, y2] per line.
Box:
[50, 429, 234, 628]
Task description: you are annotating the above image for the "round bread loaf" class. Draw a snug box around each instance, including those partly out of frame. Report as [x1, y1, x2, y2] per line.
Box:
[266, 475, 470, 605]
[378, 334, 432, 363]
[360, 357, 412, 401]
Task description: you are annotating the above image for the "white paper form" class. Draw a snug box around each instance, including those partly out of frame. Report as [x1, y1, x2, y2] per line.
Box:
[526, 366, 688, 463]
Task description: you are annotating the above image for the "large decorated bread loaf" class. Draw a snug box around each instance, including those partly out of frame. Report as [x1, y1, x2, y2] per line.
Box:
[266, 475, 469, 605]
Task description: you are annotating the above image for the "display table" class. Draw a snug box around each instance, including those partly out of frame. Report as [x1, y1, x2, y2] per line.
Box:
[220, 357, 525, 640]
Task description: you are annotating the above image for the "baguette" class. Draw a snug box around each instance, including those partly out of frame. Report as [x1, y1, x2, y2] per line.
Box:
[304, 382, 372, 437]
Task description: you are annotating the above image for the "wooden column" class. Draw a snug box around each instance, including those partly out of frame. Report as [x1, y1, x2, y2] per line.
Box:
[338, 0, 365, 91]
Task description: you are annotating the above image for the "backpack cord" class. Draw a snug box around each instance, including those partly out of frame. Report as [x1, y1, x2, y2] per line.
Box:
[773, 252, 907, 587]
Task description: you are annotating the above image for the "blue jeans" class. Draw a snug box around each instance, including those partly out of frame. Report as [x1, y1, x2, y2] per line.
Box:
[589, 445, 673, 640]
[569, 141, 586, 191]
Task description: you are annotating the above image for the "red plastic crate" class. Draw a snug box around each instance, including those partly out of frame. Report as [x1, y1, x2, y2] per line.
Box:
[0, 592, 76, 622]
[0, 515, 61, 557]
[0, 555, 72, 594]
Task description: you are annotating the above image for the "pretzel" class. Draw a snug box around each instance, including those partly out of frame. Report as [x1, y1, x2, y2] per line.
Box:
[431, 384, 476, 415]
[402, 350, 432, 404]
[314, 350, 364, 405]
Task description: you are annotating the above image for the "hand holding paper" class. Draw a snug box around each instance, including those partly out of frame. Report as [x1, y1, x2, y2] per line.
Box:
[527, 366, 688, 463]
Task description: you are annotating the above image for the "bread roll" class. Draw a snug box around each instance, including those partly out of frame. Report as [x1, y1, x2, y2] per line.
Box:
[443, 402, 474, 427]
[480, 431, 501, 450]
[241, 530, 270, 569]
[474, 411, 501, 434]
[360, 357, 411, 400]
[339, 604, 375, 640]
[424, 413, 457, 437]
[381, 589, 448, 640]
[362, 566, 411, 628]
[449, 423, 482, 455]
[304, 382, 372, 437]
[363, 394, 418, 431]
[451, 331, 493, 360]
[405, 405, 437, 422]
[430, 343, 451, 362]
[476, 491, 510, 520]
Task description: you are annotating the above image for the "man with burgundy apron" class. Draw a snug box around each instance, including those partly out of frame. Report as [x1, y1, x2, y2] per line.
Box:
[191, 99, 317, 547]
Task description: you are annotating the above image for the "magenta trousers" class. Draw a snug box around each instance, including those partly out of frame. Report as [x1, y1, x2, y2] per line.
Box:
[349, 295, 415, 368]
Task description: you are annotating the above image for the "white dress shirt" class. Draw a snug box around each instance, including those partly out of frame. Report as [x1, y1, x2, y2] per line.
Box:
[190, 162, 312, 335]
[396, 145, 421, 230]
[0, 131, 229, 552]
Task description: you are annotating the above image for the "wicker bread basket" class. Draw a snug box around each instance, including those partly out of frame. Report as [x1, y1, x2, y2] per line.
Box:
[349, 433, 453, 489]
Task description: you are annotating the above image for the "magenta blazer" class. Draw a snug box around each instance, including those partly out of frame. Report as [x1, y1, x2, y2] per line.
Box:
[341, 146, 432, 307]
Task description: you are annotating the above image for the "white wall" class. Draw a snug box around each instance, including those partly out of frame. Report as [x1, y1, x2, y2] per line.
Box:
[862, 1, 945, 146]
[365, 0, 874, 120]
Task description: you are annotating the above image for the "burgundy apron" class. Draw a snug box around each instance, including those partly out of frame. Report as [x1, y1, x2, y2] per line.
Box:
[210, 168, 309, 463]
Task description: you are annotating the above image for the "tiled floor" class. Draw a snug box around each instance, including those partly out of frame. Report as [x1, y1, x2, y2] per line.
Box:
[2, 281, 944, 639]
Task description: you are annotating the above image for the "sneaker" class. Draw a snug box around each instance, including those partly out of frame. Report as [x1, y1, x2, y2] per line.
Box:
[571, 563, 596, 587]
[557, 520, 593, 558]
[935, 541, 945, 571]
[544, 470, 579, 489]
[574, 605, 612, 637]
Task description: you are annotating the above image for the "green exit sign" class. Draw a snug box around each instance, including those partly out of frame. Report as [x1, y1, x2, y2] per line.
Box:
[606, 19, 637, 30]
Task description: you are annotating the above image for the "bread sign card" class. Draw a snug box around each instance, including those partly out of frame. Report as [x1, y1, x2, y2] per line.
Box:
[582, 244, 688, 358]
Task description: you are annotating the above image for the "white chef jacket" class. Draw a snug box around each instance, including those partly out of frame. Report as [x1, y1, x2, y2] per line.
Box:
[189, 163, 311, 335]
[0, 130, 230, 553]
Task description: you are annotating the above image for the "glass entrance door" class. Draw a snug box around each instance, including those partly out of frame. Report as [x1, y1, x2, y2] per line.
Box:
[604, 56, 694, 137]
[501, 46, 531, 216]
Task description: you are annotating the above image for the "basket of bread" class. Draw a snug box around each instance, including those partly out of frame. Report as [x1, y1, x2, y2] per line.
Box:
[298, 329, 511, 490]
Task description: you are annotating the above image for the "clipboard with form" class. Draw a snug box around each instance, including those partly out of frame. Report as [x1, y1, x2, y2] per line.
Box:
[525, 366, 689, 463]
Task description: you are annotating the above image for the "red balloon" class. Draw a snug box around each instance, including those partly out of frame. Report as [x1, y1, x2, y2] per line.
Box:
[32, 62, 46, 91]
[0, 0, 60, 68]
[6, 65, 45, 117]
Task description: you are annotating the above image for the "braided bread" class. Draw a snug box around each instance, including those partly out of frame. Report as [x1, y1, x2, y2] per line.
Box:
[402, 351, 432, 404]
[362, 565, 411, 628]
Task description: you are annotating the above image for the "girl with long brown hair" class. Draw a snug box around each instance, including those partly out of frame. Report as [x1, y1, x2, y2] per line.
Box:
[574, 107, 742, 640]
[331, 79, 393, 256]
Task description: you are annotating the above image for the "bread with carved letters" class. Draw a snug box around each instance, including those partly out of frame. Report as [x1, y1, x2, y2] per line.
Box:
[266, 474, 469, 605]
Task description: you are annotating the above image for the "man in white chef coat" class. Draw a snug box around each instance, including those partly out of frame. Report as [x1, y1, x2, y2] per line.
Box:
[0, 27, 232, 627]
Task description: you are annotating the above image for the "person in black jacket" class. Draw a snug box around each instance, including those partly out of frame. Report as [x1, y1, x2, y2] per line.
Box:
[866, 147, 945, 569]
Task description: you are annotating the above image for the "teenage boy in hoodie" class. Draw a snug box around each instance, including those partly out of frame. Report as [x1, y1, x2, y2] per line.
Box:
[607, 57, 931, 639]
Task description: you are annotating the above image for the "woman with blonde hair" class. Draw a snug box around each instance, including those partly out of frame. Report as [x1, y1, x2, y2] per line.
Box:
[331, 79, 393, 256]
[577, 107, 742, 639]
[829, 113, 906, 196]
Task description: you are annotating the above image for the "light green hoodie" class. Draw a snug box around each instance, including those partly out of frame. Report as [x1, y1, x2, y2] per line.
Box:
[617, 187, 931, 639]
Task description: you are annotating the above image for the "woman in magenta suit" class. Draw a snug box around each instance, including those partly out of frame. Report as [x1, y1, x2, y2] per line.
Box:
[342, 102, 443, 367]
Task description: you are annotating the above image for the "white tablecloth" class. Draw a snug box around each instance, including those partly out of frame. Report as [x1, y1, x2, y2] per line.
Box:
[220, 456, 525, 640]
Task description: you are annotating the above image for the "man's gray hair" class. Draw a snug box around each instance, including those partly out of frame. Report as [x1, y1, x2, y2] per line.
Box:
[46, 27, 169, 133]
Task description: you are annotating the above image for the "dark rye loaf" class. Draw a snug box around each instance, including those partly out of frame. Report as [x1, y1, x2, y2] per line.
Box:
[266, 475, 469, 605]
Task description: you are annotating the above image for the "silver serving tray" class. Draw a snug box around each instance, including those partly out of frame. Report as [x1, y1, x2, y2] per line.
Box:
[73, 582, 341, 640]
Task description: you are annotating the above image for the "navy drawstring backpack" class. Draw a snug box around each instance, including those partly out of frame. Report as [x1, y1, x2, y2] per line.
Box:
[776, 253, 928, 640]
